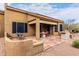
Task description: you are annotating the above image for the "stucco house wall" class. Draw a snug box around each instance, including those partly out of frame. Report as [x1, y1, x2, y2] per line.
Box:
[0, 11, 4, 37]
[5, 6, 64, 38]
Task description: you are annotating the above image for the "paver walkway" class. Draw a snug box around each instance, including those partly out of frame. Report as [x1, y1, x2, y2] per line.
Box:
[36, 33, 79, 56]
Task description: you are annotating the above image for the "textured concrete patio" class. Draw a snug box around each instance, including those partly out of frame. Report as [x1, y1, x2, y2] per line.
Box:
[36, 33, 79, 56]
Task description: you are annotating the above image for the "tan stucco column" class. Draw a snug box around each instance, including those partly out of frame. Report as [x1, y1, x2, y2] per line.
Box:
[36, 18, 40, 40]
[58, 23, 60, 32]
[52, 25, 54, 34]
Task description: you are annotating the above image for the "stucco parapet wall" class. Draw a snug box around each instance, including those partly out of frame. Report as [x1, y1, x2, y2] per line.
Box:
[5, 37, 43, 56]
[5, 37, 32, 42]
[33, 41, 43, 47]
[6, 6, 64, 23]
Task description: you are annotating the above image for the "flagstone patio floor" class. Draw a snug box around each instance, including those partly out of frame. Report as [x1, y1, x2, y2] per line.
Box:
[36, 33, 79, 56]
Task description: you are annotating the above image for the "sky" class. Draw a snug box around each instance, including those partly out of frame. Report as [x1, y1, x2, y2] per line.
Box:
[6, 3, 79, 23]
[0, 3, 4, 10]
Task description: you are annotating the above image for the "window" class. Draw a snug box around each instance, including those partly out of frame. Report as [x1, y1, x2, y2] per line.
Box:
[54, 25, 58, 32]
[17, 23, 25, 33]
[12, 22, 27, 33]
[60, 24, 63, 31]
[25, 23, 27, 32]
[12, 22, 16, 33]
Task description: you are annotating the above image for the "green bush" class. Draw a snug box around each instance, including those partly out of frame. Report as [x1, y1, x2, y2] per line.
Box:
[72, 40, 79, 48]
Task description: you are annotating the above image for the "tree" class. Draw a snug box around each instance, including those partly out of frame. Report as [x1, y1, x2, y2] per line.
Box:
[64, 19, 76, 32]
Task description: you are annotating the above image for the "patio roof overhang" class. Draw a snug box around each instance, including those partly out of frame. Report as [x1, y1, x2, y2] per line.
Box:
[40, 20, 57, 25]
[28, 20, 57, 25]
[0, 10, 4, 15]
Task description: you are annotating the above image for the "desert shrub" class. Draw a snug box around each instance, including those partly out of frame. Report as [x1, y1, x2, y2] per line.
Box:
[72, 40, 79, 48]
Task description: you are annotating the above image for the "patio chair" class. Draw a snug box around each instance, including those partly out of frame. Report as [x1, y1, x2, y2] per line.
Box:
[16, 33, 26, 40]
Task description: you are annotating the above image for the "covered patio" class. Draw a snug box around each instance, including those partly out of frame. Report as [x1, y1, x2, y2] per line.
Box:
[27, 18, 64, 50]
[28, 18, 62, 40]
